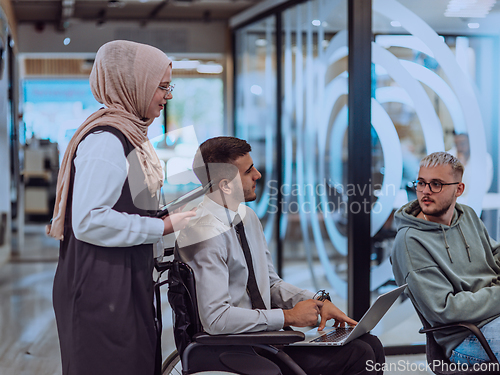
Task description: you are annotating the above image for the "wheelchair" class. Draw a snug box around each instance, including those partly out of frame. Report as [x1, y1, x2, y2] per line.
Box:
[154, 248, 307, 375]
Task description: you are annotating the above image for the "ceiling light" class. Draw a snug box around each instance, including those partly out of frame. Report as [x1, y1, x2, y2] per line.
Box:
[63, 37, 71, 45]
[196, 63, 223, 74]
[445, 0, 496, 18]
[468, 22, 480, 28]
[108, 0, 125, 8]
[250, 85, 263, 95]
[390, 21, 402, 27]
[255, 39, 267, 47]
[172, 60, 200, 70]
[312, 19, 321, 26]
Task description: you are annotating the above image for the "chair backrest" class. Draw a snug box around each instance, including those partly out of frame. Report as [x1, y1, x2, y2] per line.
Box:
[166, 259, 203, 358]
[414, 309, 452, 367]
[414, 308, 481, 375]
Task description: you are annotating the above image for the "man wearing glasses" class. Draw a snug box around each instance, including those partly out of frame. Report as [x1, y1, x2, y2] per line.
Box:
[391, 151, 500, 365]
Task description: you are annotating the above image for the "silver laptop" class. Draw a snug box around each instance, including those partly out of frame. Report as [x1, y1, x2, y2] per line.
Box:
[292, 284, 407, 346]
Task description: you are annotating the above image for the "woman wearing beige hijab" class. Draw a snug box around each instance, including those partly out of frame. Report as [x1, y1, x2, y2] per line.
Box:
[50, 40, 196, 375]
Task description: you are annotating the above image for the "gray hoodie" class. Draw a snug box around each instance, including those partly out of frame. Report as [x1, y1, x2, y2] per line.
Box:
[391, 200, 500, 357]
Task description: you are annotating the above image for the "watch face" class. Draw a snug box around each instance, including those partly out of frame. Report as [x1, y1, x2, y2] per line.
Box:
[321, 293, 331, 302]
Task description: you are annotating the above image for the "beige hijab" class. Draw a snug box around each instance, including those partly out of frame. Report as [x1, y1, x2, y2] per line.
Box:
[47, 40, 172, 240]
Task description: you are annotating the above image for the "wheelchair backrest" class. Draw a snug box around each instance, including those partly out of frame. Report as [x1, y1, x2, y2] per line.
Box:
[167, 259, 203, 358]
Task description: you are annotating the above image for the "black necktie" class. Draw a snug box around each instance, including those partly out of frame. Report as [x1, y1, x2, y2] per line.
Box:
[233, 214, 267, 310]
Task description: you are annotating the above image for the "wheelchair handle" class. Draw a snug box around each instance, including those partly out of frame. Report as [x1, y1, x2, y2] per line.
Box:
[154, 247, 175, 272]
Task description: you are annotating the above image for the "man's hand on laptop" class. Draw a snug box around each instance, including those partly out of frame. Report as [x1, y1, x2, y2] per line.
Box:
[283, 299, 324, 327]
[317, 300, 358, 331]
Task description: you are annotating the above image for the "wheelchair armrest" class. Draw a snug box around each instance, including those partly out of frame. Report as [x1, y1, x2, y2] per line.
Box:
[154, 260, 172, 272]
[420, 322, 499, 364]
[194, 330, 305, 346]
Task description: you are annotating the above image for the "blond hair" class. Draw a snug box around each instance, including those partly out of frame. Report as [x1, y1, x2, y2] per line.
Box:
[420, 152, 464, 178]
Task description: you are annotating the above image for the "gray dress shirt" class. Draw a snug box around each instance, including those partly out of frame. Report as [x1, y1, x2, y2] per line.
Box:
[176, 196, 315, 335]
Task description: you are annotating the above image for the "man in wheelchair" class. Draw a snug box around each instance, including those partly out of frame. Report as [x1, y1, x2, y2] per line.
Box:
[391, 152, 500, 366]
[175, 136, 385, 375]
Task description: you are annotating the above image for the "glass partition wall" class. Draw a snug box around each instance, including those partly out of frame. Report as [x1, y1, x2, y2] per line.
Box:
[233, 0, 500, 352]
[235, 0, 353, 299]
[235, 16, 278, 247]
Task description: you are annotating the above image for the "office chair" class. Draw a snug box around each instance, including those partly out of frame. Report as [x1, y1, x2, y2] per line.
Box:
[155, 248, 307, 375]
[414, 308, 500, 375]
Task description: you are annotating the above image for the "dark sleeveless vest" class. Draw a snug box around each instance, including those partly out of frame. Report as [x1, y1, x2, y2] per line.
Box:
[53, 126, 159, 375]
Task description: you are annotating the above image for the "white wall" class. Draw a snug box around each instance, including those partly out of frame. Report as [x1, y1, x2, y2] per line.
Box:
[18, 19, 230, 55]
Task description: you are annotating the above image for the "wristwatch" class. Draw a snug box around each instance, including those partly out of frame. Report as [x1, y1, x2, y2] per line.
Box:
[314, 289, 331, 302]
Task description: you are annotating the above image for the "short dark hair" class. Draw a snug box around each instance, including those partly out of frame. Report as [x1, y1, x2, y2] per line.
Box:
[192, 136, 252, 186]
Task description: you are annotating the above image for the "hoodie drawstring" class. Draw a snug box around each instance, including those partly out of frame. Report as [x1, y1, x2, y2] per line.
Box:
[458, 223, 472, 262]
[440, 224, 472, 263]
[440, 226, 453, 263]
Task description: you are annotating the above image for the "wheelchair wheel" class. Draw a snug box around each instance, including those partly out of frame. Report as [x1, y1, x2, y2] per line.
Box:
[162, 350, 182, 375]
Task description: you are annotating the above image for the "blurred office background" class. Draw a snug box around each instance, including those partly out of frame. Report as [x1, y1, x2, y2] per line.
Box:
[1, 0, 500, 373]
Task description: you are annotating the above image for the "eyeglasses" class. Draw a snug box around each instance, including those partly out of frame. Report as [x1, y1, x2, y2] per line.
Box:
[158, 84, 175, 96]
[412, 180, 460, 193]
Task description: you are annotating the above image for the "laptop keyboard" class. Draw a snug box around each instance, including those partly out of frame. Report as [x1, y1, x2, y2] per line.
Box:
[311, 327, 354, 343]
